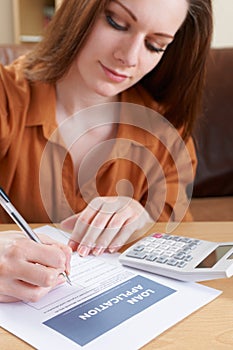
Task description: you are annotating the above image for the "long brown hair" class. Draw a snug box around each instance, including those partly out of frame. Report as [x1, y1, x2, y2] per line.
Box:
[23, 0, 109, 82]
[23, 0, 213, 139]
[141, 0, 213, 139]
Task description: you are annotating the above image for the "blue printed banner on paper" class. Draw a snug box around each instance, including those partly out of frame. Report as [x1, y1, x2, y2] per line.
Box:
[43, 276, 176, 346]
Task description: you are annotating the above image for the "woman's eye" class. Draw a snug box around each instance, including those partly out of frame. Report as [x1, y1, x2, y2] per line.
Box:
[106, 14, 128, 31]
[145, 40, 165, 54]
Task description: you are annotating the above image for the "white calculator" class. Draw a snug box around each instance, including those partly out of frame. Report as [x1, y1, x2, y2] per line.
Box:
[119, 232, 233, 281]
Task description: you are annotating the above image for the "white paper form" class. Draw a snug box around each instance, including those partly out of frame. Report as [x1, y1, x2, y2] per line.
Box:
[0, 226, 222, 350]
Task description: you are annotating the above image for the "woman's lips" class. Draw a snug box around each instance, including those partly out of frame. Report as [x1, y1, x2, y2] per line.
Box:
[100, 62, 129, 83]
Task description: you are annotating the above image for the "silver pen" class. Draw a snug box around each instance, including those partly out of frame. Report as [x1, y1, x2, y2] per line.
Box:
[0, 188, 72, 285]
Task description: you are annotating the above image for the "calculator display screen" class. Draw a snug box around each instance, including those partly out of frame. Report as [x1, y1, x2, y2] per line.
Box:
[196, 245, 233, 268]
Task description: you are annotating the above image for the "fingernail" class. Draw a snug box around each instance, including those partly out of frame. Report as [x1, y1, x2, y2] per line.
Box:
[92, 247, 105, 256]
[77, 245, 90, 257]
[68, 240, 79, 251]
[57, 273, 66, 284]
[108, 247, 119, 254]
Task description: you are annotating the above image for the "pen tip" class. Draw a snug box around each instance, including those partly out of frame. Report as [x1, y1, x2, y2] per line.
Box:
[66, 274, 72, 286]
[60, 272, 72, 285]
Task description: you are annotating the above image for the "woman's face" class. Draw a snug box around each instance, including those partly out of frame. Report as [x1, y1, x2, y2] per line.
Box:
[75, 0, 188, 98]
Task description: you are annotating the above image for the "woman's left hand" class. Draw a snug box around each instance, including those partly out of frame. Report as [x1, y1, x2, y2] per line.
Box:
[61, 196, 154, 257]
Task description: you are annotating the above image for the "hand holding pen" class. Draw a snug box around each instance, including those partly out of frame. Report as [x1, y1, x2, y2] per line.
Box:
[0, 188, 72, 302]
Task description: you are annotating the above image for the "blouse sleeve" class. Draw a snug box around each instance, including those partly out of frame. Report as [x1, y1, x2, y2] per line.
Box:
[0, 62, 29, 159]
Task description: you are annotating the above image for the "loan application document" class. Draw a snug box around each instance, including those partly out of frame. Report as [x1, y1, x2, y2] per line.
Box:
[0, 226, 221, 350]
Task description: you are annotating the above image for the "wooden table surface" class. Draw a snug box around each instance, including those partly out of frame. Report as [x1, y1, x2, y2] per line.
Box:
[0, 222, 232, 350]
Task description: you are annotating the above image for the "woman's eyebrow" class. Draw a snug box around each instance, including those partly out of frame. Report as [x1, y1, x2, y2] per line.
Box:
[111, 1, 174, 39]
[112, 0, 137, 21]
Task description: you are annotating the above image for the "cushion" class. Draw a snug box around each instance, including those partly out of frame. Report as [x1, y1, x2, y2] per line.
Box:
[193, 48, 233, 197]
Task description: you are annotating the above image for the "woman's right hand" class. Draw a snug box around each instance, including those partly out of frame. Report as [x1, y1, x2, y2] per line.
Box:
[0, 231, 72, 303]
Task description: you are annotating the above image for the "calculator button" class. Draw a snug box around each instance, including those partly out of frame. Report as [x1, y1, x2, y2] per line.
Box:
[166, 258, 178, 266]
[177, 261, 187, 268]
[192, 239, 201, 245]
[133, 245, 145, 251]
[166, 240, 176, 246]
[140, 240, 154, 246]
[169, 247, 181, 252]
[126, 251, 147, 259]
[172, 236, 181, 241]
[153, 249, 164, 255]
[167, 235, 175, 240]
[144, 237, 156, 242]
[154, 238, 167, 244]
[162, 251, 175, 257]
[152, 233, 163, 238]
[179, 237, 192, 243]
[144, 247, 154, 253]
[146, 254, 158, 261]
[161, 234, 171, 239]
[188, 243, 198, 250]
[183, 247, 191, 252]
[174, 242, 186, 247]
[184, 255, 193, 261]
[156, 257, 168, 264]
[160, 244, 170, 250]
[174, 252, 186, 260]
[150, 243, 161, 249]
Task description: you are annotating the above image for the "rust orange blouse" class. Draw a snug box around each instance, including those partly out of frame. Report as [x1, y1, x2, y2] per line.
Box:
[0, 59, 197, 224]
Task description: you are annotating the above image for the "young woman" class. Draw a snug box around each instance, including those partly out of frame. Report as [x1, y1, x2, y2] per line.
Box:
[0, 0, 213, 302]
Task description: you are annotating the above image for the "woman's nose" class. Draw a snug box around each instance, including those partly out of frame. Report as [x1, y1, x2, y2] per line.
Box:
[113, 36, 142, 67]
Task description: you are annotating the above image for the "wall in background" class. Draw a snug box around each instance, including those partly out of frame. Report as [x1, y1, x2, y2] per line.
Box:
[212, 0, 233, 47]
[0, 0, 14, 44]
[0, 0, 232, 46]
